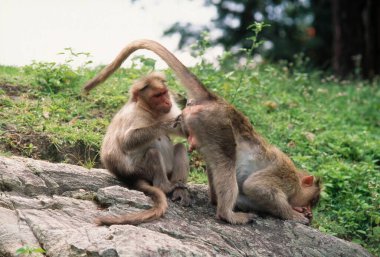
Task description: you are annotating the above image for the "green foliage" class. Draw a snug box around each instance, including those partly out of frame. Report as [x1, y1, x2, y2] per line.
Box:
[23, 61, 79, 93]
[164, 0, 331, 68]
[189, 168, 208, 184]
[1, 43, 379, 255]
[246, 22, 271, 52]
[16, 245, 45, 256]
[232, 21, 270, 102]
[130, 55, 157, 72]
[190, 31, 212, 58]
[23, 48, 92, 93]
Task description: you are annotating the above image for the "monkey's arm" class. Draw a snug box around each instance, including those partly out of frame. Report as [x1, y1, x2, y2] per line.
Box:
[167, 114, 187, 137]
[170, 143, 191, 206]
[122, 120, 177, 151]
[122, 127, 161, 151]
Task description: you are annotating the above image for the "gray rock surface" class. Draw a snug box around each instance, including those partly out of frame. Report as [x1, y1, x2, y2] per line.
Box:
[0, 156, 373, 257]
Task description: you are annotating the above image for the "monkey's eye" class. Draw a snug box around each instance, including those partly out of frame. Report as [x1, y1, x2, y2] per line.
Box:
[153, 89, 168, 98]
[154, 93, 164, 97]
[139, 84, 149, 91]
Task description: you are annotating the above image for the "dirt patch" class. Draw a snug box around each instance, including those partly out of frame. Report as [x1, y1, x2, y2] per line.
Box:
[0, 128, 101, 168]
[0, 127, 205, 173]
[0, 84, 28, 97]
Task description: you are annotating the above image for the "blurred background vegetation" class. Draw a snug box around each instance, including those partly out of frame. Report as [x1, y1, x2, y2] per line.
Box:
[165, 0, 380, 79]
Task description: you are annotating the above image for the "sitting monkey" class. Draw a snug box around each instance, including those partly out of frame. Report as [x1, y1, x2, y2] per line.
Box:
[88, 72, 191, 225]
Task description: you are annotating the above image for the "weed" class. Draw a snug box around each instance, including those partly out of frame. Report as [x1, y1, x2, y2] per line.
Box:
[16, 245, 45, 256]
[23, 48, 92, 94]
[23, 61, 78, 93]
[230, 21, 270, 102]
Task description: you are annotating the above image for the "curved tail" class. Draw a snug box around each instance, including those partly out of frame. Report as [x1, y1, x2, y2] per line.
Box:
[83, 39, 213, 101]
[95, 179, 168, 226]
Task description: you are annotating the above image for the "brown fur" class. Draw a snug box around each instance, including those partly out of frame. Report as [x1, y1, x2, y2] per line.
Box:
[83, 39, 321, 224]
[95, 180, 167, 226]
[236, 145, 321, 224]
[89, 72, 190, 226]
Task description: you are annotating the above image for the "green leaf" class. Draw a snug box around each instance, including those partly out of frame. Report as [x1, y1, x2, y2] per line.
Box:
[16, 247, 27, 254]
[33, 247, 46, 253]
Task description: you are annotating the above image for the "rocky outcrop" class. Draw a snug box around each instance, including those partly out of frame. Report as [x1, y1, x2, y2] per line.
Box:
[0, 156, 373, 257]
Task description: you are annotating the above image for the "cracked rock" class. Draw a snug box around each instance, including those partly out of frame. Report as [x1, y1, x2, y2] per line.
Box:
[0, 156, 373, 257]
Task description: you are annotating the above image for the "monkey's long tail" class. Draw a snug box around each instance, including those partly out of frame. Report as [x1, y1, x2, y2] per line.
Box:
[83, 39, 214, 101]
[95, 179, 168, 226]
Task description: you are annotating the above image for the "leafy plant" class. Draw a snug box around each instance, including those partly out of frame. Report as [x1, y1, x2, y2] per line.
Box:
[230, 21, 270, 102]
[23, 48, 92, 94]
[23, 61, 77, 93]
[16, 245, 46, 256]
[130, 55, 157, 72]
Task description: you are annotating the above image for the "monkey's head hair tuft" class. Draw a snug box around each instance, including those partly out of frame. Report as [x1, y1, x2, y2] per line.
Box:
[310, 176, 322, 208]
[129, 72, 167, 100]
[314, 176, 322, 188]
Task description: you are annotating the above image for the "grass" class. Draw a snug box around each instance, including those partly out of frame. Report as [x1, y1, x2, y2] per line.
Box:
[0, 52, 379, 255]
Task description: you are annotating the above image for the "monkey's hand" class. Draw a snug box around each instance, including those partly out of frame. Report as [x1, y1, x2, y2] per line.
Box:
[161, 117, 187, 137]
[160, 118, 177, 128]
[293, 206, 313, 221]
[291, 209, 311, 225]
[160, 118, 182, 131]
[173, 114, 183, 128]
[186, 98, 197, 106]
[175, 114, 191, 138]
[171, 183, 191, 206]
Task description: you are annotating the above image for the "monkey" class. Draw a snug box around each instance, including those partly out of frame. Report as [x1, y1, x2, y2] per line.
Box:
[182, 104, 321, 224]
[234, 149, 321, 224]
[83, 39, 321, 225]
[92, 72, 191, 226]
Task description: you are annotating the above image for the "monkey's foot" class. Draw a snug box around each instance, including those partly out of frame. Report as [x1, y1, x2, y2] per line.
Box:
[171, 188, 191, 206]
[293, 207, 313, 222]
[291, 211, 311, 225]
[217, 211, 253, 225]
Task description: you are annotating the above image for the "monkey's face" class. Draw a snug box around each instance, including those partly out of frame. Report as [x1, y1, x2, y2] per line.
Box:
[305, 175, 321, 208]
[292, 173, 321, 213]
[148, 87, 172, 114]
[297, 186, 320, 222]
[295, 175, 321, 221]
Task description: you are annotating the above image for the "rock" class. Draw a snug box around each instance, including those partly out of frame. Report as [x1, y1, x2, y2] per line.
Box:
[0, 156, 373, 257]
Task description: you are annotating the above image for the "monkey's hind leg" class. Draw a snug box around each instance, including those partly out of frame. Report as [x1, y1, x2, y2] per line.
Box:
[183, 105, 252, 224]
[143, 148, 174, 194]
[210, 161, 253, 224]
[170, 143, 191, 206]
[206, 166, 217, 206]
[170, 143, 189, 184]
[242, 173, 309, 224]
[204, 125, 252, 224]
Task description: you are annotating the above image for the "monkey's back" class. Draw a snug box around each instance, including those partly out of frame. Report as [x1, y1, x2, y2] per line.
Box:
[100, 103, 142, 175]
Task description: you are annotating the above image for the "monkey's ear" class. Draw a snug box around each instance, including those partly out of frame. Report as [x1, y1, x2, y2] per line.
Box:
[132, 90, 140, 101]
[302, 175, 314, 187]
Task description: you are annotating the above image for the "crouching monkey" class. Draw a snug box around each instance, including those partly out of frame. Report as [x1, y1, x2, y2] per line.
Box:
[234, 146, 321, 224]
